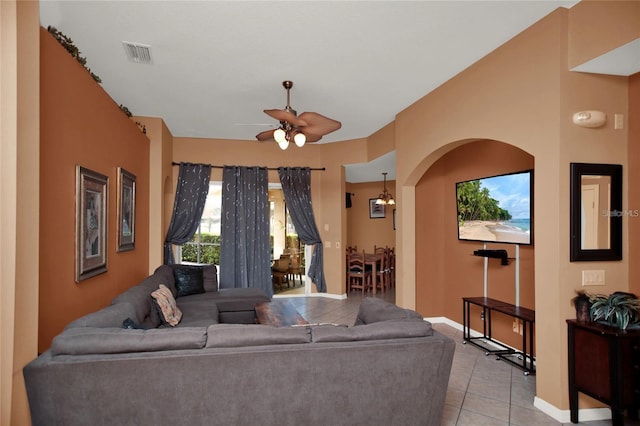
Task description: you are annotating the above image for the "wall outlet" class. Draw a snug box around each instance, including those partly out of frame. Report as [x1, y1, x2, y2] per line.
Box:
[512, 319, 523, 335]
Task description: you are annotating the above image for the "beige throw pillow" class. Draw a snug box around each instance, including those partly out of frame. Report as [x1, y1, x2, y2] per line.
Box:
[151, 284, 182, 326]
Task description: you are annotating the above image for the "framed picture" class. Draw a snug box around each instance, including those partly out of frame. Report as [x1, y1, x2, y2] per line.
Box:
[117, 167, 136, 252]
[76, 166, 108, 282]
[369, 198, 386, 219]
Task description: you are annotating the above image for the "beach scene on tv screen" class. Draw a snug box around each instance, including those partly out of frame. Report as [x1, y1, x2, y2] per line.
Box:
[457, 171, 531, 245]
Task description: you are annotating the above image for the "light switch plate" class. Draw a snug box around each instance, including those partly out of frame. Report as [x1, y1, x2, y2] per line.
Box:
[582, 270, 605, 286]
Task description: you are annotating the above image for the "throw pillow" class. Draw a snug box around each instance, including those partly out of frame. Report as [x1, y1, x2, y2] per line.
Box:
[150, 284, 182, 326]
[173, 265, 205, 297]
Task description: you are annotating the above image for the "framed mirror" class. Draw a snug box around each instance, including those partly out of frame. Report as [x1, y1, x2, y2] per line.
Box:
[570, 163, 622, 261]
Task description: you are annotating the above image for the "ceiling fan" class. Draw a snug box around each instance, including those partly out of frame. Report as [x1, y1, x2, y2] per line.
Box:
[256, 80, 341, 150]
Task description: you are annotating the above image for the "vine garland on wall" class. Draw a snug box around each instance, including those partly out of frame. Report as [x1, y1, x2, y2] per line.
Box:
[47, 26, 135, 121]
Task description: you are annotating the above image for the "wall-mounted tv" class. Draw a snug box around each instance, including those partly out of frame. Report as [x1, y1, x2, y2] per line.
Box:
[456, 169, 533, 245]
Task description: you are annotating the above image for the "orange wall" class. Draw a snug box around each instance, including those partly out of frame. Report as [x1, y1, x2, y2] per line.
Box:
[629, 72, 640, 296]
[39, 27, 150, 351]
[346, 180, 396, 252]
[394, 3, 636, 413]
[415, 140, 534, 349]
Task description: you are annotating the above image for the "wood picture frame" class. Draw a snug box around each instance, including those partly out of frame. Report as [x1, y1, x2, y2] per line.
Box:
[76, 166, 108, 282]
[369, 198, 385, 219]
[117, 167, 136, 252]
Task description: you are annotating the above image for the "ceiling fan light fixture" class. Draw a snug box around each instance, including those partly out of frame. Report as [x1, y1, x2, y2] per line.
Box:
[274, 128, 286, 144]
[257, 81, 341, 149]
[277, 138, 289, 150]
[294, 132, 306, 147]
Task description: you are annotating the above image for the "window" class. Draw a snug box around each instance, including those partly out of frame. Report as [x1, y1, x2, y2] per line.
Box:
[181, 182, 221, 265]
[181, 183, 303, 268]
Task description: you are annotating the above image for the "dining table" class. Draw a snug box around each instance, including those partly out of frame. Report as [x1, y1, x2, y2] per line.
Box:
[364, 252, 384, 294]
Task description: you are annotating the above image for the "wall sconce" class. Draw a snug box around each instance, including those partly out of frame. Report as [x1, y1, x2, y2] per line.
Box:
[572, 111, 606, 128]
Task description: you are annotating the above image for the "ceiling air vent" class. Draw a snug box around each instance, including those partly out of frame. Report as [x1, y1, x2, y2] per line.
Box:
[122, 41, 152, 64]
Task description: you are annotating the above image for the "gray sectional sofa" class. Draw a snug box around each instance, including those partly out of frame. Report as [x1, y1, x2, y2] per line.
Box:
[23, 264, 455, 426]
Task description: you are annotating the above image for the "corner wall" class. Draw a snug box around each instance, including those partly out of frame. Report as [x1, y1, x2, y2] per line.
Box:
[394, 3, 634, 416]
[1, 2, 40, 424]
[629, 72, 640, 296]
[39, 27, 150, 351]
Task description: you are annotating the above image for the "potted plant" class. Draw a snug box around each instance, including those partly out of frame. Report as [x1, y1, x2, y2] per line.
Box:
[571, 290, 592, 323]
[588, 291, 640, 330]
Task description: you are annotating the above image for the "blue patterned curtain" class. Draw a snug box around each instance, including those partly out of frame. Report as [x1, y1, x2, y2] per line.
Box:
[278, 167, 326, 292]
[219, 166, 272, 297]
[163, 163, 211, 265]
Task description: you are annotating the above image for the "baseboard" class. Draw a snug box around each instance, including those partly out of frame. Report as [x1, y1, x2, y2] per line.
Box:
[533, 396, 612, 423]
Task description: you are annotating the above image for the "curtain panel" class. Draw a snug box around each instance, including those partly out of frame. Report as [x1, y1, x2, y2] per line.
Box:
[278, 167, 326, 292]
[219, 166, 272, 297]
[163, 163, 211, 265]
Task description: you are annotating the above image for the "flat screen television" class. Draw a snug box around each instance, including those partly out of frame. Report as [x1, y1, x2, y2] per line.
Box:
[456, 169, 533, 245]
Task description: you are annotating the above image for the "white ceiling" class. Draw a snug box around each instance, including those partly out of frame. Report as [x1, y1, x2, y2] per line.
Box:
[39, 0, 581, 182]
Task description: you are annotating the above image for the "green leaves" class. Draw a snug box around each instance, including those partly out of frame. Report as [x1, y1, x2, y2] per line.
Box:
[47, 26, 102, 84]
[456, 180, 512, 223]
[588, 292, 640, 329]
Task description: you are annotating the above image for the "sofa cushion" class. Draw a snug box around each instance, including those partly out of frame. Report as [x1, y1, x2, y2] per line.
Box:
[151, 284, 183, 326]
[354, 297, 423, 325]
[211, 288, 271, 312]
[202, 264, 218, 292]
[175, 293, 220, 327]
[152, 264, 177, 296]
[50, 327, 207, 355]
[111, 271, 171, 326]
[205, 324, 311, 348]
[65, 302, 138, 329]
[311, 320, 433, 343]
[173, 265, 206, 297]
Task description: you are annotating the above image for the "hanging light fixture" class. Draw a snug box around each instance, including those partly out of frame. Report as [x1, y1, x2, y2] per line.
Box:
[274, 122, 306, 150]
[375, 172, 395, 205]
[256, 81, 341, 150]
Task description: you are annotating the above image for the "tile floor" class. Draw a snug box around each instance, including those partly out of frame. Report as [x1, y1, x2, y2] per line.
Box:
[278, 291, 638, 426]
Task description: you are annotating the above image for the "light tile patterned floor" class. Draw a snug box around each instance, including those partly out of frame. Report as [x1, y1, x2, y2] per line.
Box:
[278, 291, 639, 426]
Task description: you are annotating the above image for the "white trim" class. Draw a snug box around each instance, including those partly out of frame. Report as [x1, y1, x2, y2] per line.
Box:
[533, 397, 611, 423]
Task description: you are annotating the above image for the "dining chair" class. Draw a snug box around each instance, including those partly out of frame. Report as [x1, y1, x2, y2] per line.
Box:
[288, 254, 304, 287]
[271, 256, 291, 290]
[375, 249, 389, 292]
[388, 247, 396, 288]
[347, 251, 372, 294]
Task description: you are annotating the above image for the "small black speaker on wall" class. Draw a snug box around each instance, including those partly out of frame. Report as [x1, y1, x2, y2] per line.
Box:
[346, 192, 353, 208]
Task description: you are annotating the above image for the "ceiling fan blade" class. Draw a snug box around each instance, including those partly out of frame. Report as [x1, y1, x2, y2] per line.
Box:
[256, 129, 275, 142]
[298, 112, 342, 136]
[264, 109, 307, 127]
[303, 134, 323, 143]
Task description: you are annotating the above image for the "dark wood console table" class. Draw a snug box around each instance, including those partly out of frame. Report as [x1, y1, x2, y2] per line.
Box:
[462, 297, 536, 375]
[567, 319, 640, 425]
